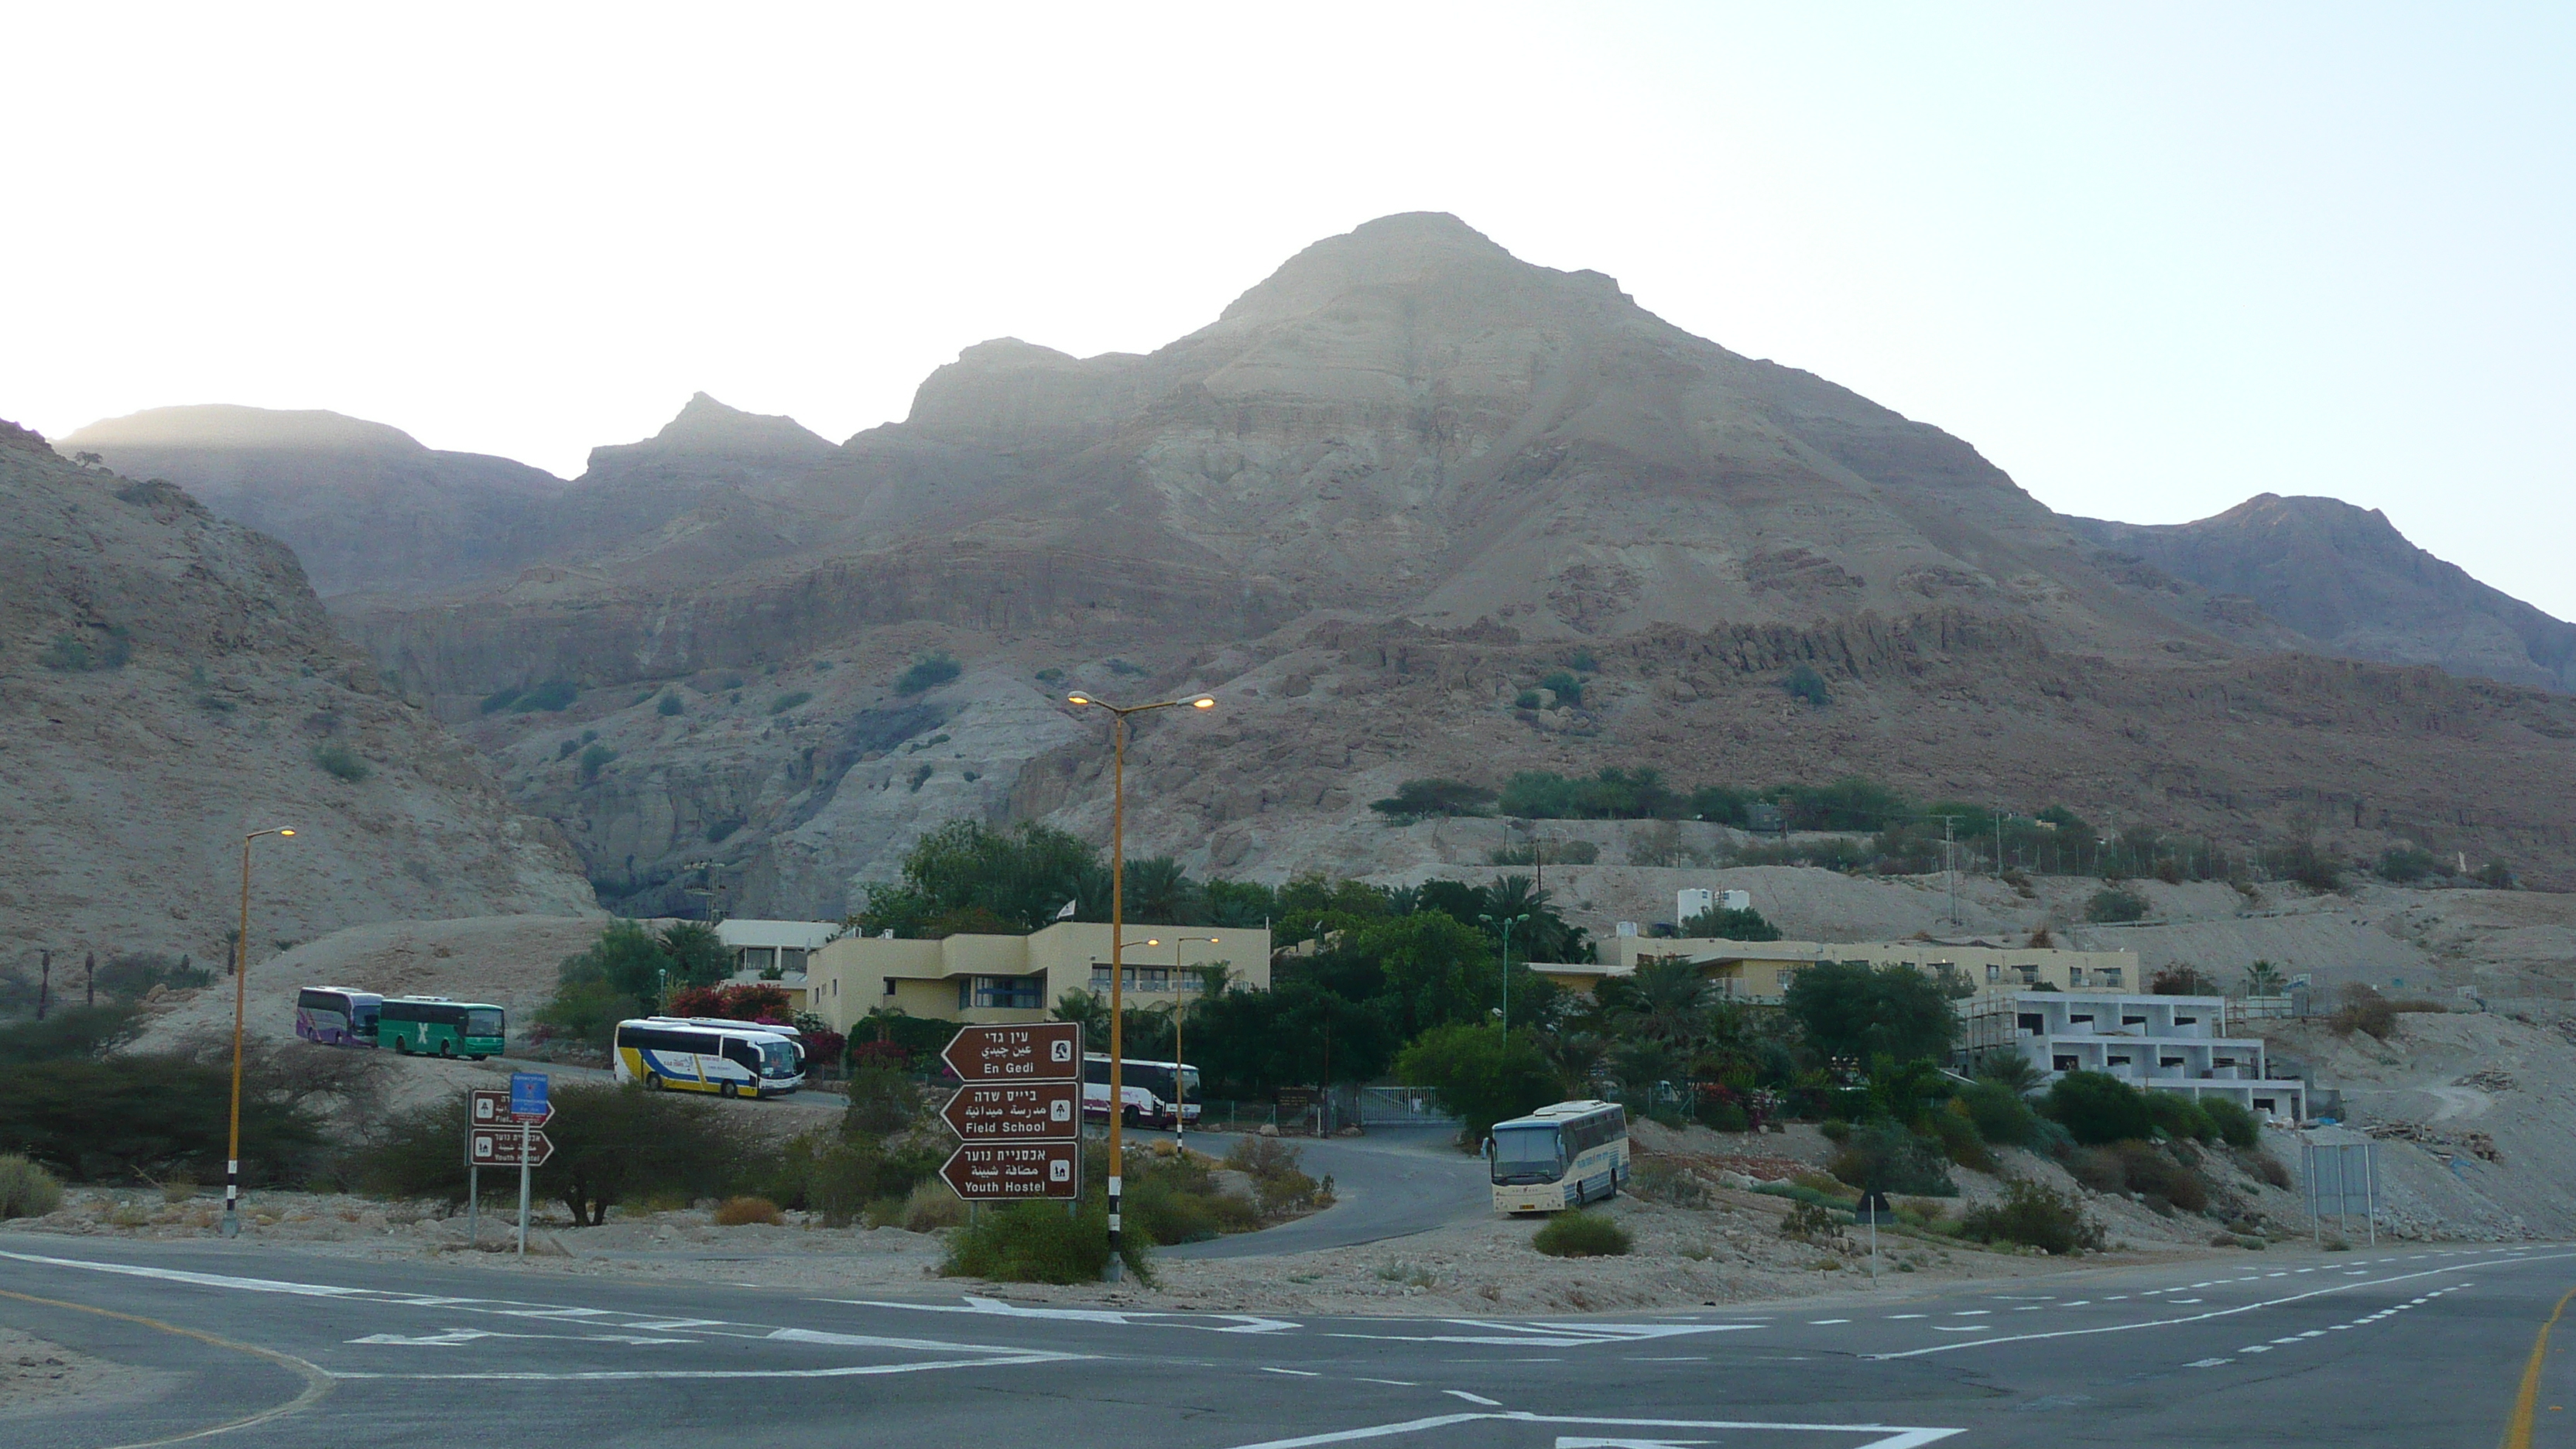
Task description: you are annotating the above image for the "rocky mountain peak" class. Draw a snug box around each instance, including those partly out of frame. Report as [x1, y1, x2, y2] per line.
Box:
[63, 403, 428, 457]
[601, 392, 835, 468]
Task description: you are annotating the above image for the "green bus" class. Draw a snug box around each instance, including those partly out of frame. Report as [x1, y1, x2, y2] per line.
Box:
[377, 996, 505, 1059]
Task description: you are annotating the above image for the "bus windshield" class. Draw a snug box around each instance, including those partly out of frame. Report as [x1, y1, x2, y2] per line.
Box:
[464, 1009, 503, 1038]
[1491, 1124, 1565, 1184]
[758, 1040, 798, 1075]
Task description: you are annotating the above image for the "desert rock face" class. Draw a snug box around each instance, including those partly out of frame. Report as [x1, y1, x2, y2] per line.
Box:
[60, 403, 565, 599]
[65, 214, 2576, 918]
[2074, 495, 2576, 692]
[0, 420, 598, 962]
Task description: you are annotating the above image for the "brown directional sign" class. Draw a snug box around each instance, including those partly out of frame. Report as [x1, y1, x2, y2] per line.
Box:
[939, 1142, 1081, 1201]
[468, 1088, 513, 1126]
[468, 1127, 555, 1168]
[940, 1022, 1082, 1083]
[943, 1081, 1081, 1142]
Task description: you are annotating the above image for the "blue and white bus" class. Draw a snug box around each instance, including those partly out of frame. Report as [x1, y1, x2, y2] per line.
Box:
[612, 1018, 804, 1098]
[1485, 1100, 1629, 1214]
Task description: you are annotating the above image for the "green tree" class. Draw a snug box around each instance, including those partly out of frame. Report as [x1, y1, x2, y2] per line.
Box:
[849, 820, 1106, 936]
[2046, 1070, 2155, 1146]
[1678, 904, 1781, 941]
[1782, 961, 1958, 1064]
[659, 920, 731, 988]
[1394, 1023, 1562, 1142]
[1368, 779, 1496, 821]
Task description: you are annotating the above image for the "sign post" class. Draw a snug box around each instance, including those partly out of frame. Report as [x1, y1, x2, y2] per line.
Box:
[940, 1025, 1081, 1204]
[509, 1073, 552, 1258]
[1858, 1189, 1892, 1283]
[465, 1088, 514, 1249]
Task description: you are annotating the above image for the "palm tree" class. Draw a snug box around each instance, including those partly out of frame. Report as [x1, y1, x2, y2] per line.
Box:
[1975, 1053, 2045, 1094]
[2244, 960, 2287, 997]
[1625, 956, 1716, 1050]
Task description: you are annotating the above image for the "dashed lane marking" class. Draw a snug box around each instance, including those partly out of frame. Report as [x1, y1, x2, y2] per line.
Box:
[1264, 1368, 1322, 1377]
[1444, 1390, 1503, 1405]
[1220, 1411, 1965, 1449]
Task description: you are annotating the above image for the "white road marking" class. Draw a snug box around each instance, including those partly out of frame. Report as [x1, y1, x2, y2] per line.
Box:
[2184, 1357, 2234, 1368]
[1446, 1390, 1504, 1405]
[1221, 1413, 1963, 1449]
[1356, 1377, 1420, 1386]
[1264, 1367, 1322, 1377]
[335, 1354, 1076, 1382]
[826, 1296, 1300, 1334]
[1949, 1310, 1991, 1317]
[1930, 1326, 1992, 1334]
[1810, 1319, 1851, 1325]
[1868, 1255, 2551, 1361]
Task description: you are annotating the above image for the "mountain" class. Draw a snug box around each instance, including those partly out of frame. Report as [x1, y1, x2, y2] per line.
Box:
[0, 418, 598, 964]
[537, 392, 838, 565]
[2072, 495, 2576, 693]
[303, 214, 2576, 916]
[58, 404, 566, 598]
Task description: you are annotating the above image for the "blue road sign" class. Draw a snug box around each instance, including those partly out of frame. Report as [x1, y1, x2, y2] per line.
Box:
[510, 1071, 550, 1122]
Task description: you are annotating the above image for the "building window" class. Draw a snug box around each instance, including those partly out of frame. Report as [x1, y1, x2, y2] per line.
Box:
[2122, 1016, 2147, 1027]
[2101, 969, 2122, 988]
[2070, 1013, 2095, 1026]
[1088, 965, 1173, 992]
[1986, 964, 2000, 981]
[2160, 1057, 2185, 1068]
[2174, 1015, 2197, 1026]
[962, 975, 1044, 1009]
[780, 948, 809, 975]
[2054, 1055, 2079, 1072]
[882, 978, 896, 997]
[2018, 1013, 2044, 1033]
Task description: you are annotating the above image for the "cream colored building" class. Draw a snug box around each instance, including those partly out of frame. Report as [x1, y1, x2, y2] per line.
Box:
[1533, 937, 2142, 1003]
[803, 922, 1271, 1033]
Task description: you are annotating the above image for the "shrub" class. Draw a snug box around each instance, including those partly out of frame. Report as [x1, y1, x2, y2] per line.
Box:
[2197, 1097, 2259, 1149]
[2047, 1071, 2155, 1146]
[2330, 984, 2399, 1040]
[714, 1195, 783, 1226]
[941, 1199, 1149, 1283]
[1828, 1119, 1957, 1197]
[1368, 779, 1496, 821]
[1958, 1179, 2103, 1255]
[1678, 904, 1781, 941]
[2376, 846, 2437, 883]
[1958, 1080, 2040, 1147]
[478, 687, 523, 714]
[579, 743, 618, 781]
[311, 742, 370, 782]
[1782, 664, 1831, 707]
[511, 680, 577, 713]
[1630, 1158, 1711, 1208]
[2085, 886, 2150, 923]
[1929, 1102, 1998, 1172]
[0, 1156, 64, 1218]
[2475, 861, 2513, 889]
[1488, 839, 1600, 865]
[844, 1067, 924, 1138]
[2149, 965, 2221, 995]
[1514, 690, 1543, 710]
[1537, 670, 1584, 707]
[2115, 1140, 2208, 1213]
[896, 653, 962, 695]
[2238, 1146, 2293, 1190]
[656, 694, 684, 716]
[1704, 1101, 1751, 1133]
[1532, 1208, 1632, 1257]
[1778, 1200, 1846, 1244]
[768, 691, 813, 715]
[1224, 1136, 1320, 1215]
[2144, 1092, 2218, 1144]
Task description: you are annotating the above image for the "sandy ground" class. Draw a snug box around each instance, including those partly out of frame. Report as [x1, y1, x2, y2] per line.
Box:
[0, 1325, 165, 1421]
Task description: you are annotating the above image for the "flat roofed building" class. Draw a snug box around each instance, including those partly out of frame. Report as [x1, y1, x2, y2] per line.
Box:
[1528, 937, 2145, 1002]
[803, 922, 1272, 1033]
[716, 919, 838, 979]
[1959, 991, 2308, 1120]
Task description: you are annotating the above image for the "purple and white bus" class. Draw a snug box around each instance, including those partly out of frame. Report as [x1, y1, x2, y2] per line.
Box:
[296, 986, 382, 1047]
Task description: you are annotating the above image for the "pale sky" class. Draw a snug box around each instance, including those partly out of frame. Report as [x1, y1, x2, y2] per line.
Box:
[9, 4, 2571, 615]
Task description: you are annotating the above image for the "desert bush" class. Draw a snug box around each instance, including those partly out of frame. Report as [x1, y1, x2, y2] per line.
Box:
[2047, 1071, 2155, 1146]
[578, 743, 618, 781]
[0, 1156, 64, 1218]
[2376, 846, 2438, 883]
[8, 1052, 323, 1184]
[656, 694, 684, 716]
[310, 742, 370, 783]
[2113, 1140, 2208, 1212]
[1959, 1179, 2103, 1254]
[1704, 1101, 1752, 1132]
[2476, 861, 2513, 889]
[2330, 984, 2399, 1040]
[768, 691, 812, 714]
[2237, 1146, 2293, 1190]
[1828, 1120, 1957, 1197]
[1125, 1152, 1261, 1244]
[1777, 1200, 1847, 1244]
[510, 680, 577, 713]
[1928, 1102, 1998, 1172]
[2067, 1146, 2127, 1195]
[2197, 1096, 2260, 1150]
[1225, 1136, 1319, 1215]
[1782, 664, 1831, 707]
[940, 1199, 1149, 1283]
[896, 653, 961, 695]
[2149, 964, 2221, 995]
[845, 1067, 925, 1137]
[1958, 1079, 2040, 1147]
[2084, 886, 2150, 923]
[1532, 1208, 1632, 1257]
[714, 1195, 783, 1226]
[1630, 1158, 1711, 1208]
[873, 1178, 967, 1233]
[1368, 779, 1495, 821]
[2144, 1092, 2218, 1144]
[1488, 839, 1601, 866]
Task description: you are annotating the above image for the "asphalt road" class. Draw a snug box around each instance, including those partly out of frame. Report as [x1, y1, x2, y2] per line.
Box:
[4, 1231, 2568, 1447]
[1160, 1125, 1487, 1260]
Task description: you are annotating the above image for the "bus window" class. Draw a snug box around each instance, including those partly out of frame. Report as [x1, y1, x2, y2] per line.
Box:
[1490, 1124, 1565, 1184]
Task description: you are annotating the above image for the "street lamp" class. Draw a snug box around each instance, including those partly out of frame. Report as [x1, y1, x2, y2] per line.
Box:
[1480, 912, 1529, 1033]
[224, 827, 295, 1239]
[1065, 690, 1215, 1283]
[1154, 936, 1221, 1147]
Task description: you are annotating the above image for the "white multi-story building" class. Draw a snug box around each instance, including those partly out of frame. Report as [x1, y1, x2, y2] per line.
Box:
[1958, 992, 2308, 1121]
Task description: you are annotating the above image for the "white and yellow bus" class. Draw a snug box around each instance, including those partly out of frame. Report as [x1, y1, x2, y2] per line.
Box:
[1485, 1100, 1629, 1214]
[613, 1019, 803, 1098]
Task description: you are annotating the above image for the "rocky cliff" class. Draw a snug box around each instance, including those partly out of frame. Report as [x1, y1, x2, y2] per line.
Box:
[0, 420, 598, 964]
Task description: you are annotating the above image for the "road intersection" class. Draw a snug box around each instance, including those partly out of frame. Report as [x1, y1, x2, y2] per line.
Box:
[2, 1233, 2567, 1447]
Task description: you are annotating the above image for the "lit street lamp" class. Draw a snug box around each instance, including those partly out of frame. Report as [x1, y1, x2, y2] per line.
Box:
[1480, 911, 1529, 1033]
[1065, 690, 1215, 1283]
[224, 827, 295, 1239]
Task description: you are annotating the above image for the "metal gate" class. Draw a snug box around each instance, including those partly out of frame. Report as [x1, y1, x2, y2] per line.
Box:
[1355, 1086, 1458, 1126]
[2303, 1139, 2379, 1246]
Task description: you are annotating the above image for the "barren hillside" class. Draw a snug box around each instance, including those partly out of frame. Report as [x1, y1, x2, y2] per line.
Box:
[0, 420, 598, 968]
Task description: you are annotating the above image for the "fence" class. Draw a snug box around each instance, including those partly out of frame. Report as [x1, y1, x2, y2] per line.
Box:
[1355, 1085, 1458, 1127]
[2302, 1139, 2379, 1246]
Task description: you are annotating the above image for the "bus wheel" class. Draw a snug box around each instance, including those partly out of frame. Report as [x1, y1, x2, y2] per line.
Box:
[438, 1043, 454, 1059]
[1122, 1105, 1141, 1128]
[392, 1038, 409, 1055]
[721, 1082, 739, 1099]
[644, 1073, 663, 1091]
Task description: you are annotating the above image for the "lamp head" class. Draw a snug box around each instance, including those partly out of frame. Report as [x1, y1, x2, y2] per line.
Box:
[1190, 697, 1214, 710]
[277, 829, 296, 838]
[1067, 693, 1092, 706]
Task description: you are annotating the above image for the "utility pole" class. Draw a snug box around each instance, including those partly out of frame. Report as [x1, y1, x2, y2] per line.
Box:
[35, 951, 48, 1021]
[1932, 815, 1961, 925]
[85, 952, 94, 1007]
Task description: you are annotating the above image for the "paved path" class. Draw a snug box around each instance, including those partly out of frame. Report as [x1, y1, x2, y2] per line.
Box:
[1160, 1126, 1488, 1260]
[2, 1231, 2566, 1447]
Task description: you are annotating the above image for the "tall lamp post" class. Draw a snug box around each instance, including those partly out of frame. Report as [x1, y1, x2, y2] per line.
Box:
[1064, 690, 1215, 1283]
[1480, 911, 1529, 1032]
[1163, 936, 1221, 1146]
[224, 827, 296, 1239]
